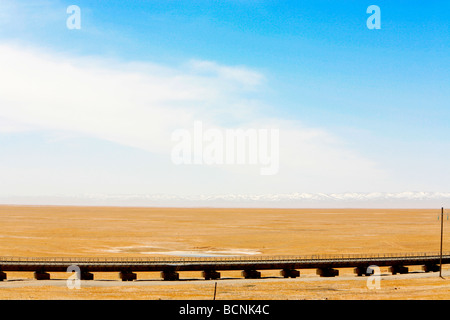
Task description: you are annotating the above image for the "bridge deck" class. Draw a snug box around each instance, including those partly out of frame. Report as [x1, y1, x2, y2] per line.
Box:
[1, 252, 449, 272]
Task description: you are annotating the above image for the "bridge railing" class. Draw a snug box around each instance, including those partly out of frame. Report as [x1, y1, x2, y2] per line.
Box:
[1, 252, 449, 264]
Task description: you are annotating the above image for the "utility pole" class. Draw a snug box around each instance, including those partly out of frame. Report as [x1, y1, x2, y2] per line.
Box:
[440, 207, 444, 278]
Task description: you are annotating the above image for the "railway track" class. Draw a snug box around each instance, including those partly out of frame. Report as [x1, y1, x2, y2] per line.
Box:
[1, 252, 449, 281]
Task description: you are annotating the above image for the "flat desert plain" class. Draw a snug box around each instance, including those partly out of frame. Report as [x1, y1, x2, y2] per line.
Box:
[1, 205, 450, 299]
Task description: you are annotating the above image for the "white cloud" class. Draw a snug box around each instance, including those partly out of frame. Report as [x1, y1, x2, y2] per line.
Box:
[0, 116, 35, 133]
[0, 43, 265, 151]
[187, 60, 265, 88]
[0, 43, 389, 196]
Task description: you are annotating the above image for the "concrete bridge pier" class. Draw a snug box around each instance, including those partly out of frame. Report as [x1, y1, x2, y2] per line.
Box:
[280, 269, 300, 278]
[161, 270, 179, 281]
[34, 271, 50, 280]
[389, 265, 408, 275]
[423, 264, 440, 273]
[202, 270, 220, 280]
[317, 267, 339, 277]
[119, 271, 137, 281]
[0, 271, 6, 281]
[354, 267, 365, 276]
[242, 270, 261, 279]
[354, 266, 375, 276]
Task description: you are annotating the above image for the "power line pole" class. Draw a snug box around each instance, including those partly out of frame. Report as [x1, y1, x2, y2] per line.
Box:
[440, 207, 444, 278]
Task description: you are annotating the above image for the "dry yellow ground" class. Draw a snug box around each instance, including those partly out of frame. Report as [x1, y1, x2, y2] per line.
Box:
[0, 205, 449, 299]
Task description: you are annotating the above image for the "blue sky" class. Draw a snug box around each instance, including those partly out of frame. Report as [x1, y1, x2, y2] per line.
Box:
[0, 1, 449, 207]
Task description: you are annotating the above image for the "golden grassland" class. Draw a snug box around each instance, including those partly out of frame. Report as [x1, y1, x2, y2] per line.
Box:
[0, 205, 449, 299]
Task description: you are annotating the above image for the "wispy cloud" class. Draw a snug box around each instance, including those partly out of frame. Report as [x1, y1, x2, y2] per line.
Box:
[0, 43, 265, 150]
[0, 43, 389, 196]
[187, 60, 265, 88]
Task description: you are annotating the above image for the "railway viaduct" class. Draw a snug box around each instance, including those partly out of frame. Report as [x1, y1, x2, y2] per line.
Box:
[0, 252, 448, 281]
